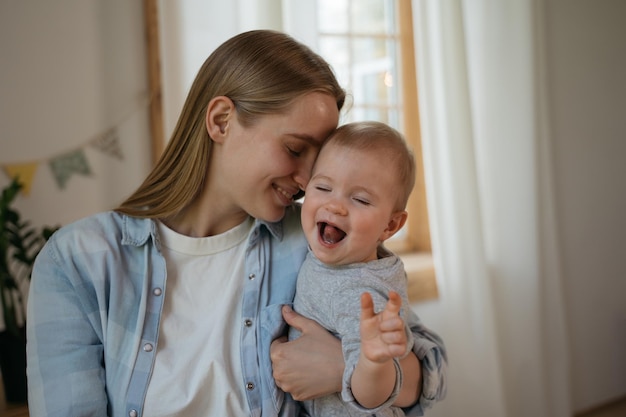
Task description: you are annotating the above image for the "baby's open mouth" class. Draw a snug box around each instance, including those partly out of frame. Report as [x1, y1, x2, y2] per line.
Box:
[318, 222, 346, 244]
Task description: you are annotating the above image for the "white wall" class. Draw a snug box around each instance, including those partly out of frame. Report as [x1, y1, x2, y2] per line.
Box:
[0, 0, 152, 229]
[543, 0, 626, 411]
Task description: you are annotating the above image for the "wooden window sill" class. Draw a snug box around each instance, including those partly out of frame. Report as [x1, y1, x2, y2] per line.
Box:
[401, 252, 439, 303]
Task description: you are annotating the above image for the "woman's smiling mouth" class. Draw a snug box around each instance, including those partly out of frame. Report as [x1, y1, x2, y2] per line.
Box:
[274, 185, 296, 204]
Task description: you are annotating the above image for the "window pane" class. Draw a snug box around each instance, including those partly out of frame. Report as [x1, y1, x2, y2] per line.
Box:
[352, 37, 388, 63]
[319, 36, 351, 87]
[351, 0, 396, 35]
[317, 0, 402, 130]
[363, 72, 389, 105]
[317, 0, 349, 33]
[387, 108, 400, 129]
[351, 38, 399, 97]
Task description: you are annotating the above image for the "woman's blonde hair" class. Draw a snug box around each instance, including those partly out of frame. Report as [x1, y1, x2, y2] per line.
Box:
[323, 121, 416, 211]
[116, 30, 346, 218]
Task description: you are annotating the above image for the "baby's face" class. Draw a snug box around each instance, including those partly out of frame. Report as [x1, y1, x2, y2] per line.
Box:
[301, 144, 402, 265]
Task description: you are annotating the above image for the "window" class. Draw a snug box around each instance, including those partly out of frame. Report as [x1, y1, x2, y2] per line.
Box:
[317, 0, 401, 126]
[314, 0, 437, 302]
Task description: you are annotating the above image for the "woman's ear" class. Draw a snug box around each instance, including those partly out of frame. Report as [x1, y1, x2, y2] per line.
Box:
[379, 210, 408, 242]
[205, 96, 235, 142]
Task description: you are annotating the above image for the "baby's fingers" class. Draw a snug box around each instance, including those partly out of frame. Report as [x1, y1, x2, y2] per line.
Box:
[382, 290, 402, 320]
[360, 292, 375, 321]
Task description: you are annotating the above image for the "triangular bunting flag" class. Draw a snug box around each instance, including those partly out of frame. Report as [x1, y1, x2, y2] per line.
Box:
[91, 127, 124, 160]
[49, 149, 92, 189]
[3, 162, 38, 196]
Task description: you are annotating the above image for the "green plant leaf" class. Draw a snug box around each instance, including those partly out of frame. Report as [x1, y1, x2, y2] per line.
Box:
[0, 178, 56, 339]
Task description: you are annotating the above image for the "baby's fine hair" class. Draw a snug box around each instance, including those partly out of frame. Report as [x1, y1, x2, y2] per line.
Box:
[325, 121, 416, 211]
[117, 30, 346, 218]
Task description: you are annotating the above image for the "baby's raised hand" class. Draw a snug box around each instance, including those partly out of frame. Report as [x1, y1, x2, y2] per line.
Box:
[359, 291, 408, 363]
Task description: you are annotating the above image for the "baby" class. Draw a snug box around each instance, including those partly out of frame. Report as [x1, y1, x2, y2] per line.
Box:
[290, 121, 416, 416]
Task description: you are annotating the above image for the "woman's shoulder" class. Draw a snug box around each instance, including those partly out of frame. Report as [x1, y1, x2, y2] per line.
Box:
[52, 211, 124, 237]
[48, 211, 153, 253]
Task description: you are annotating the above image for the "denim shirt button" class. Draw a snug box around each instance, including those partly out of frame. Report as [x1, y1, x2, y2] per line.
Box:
[244, 319, 253, 327]
[129, 410, 138, 417]
[143, 343, 153, 352]
[153, 288, 162, 296]
[246, 382, 255, 390]
[248, 273, 255, 280]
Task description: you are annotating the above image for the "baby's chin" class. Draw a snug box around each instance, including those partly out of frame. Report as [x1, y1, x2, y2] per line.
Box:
[310, 245, 372, 266]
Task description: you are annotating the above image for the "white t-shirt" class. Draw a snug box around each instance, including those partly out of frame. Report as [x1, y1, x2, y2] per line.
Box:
[143, 217, 254, 417]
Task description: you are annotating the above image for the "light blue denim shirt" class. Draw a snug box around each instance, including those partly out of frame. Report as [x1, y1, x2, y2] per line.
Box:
[26, 205, 446, 417]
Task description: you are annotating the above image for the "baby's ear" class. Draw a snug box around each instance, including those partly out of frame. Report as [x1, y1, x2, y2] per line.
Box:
[380, 210, 408, 242]
[205, 96, 235, 142]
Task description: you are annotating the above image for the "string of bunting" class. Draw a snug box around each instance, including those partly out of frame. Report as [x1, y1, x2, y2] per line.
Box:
[2, 95, 149, 195]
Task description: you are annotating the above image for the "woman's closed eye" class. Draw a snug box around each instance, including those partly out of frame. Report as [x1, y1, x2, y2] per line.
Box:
[287, 147, 302, 157]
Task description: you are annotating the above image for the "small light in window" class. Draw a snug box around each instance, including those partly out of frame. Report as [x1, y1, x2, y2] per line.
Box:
[384, 71, 394, 87]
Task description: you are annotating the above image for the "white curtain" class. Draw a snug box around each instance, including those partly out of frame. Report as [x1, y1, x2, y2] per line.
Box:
[411, 1, 572, 416]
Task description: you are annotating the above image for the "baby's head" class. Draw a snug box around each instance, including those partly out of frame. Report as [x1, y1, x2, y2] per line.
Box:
[321, 121, 416, 211]
[302, 121, 416, 265]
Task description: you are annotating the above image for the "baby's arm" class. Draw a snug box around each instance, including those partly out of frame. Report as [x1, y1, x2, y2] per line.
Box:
[351, 291, 408, 408]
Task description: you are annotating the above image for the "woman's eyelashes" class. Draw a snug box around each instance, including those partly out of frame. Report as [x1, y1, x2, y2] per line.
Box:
[286, 142, 308, 157]
[287, 147, 302, 157]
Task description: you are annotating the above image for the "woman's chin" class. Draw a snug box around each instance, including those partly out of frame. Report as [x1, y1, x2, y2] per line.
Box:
[256, 206, 287, 223]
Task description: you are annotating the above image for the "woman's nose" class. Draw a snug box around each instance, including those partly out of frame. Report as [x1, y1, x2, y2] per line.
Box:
[293, 164, 313, 192]
[294, 174, 309, 193]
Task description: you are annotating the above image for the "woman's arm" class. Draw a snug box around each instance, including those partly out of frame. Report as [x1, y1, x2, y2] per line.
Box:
[270, 305, 343, 400]
[27, 240, 108, 416]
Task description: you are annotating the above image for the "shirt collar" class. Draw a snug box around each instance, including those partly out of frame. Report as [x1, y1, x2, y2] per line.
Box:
[120, 213, 160, 250]
[252, 203, 301, 241]
[118, 203, 299, 249]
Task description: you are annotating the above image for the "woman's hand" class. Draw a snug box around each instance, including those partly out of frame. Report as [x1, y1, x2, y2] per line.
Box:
[270, 305, 344, 400]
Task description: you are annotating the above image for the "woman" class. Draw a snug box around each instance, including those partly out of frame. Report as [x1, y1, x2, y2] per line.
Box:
[27, 30, 446, 416]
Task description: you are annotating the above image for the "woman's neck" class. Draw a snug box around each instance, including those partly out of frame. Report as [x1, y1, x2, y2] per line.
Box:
[162, 199, 249, 238]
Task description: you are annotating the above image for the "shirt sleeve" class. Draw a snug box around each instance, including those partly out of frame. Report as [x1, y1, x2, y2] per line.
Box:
[26, 237, 109, 417]
[401, 308, 448, 416]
